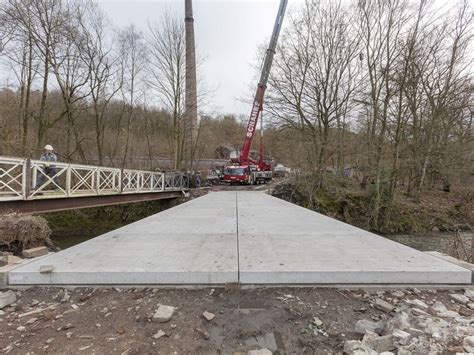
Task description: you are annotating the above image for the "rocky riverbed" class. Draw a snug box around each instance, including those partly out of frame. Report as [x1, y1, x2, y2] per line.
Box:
[0, 287, 473, 354]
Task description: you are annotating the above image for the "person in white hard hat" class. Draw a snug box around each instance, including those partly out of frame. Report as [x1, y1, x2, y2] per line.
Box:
[35, 144, 58, 189]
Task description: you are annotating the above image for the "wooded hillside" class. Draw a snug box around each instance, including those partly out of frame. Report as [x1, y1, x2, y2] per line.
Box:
[0, 0, 472, 229]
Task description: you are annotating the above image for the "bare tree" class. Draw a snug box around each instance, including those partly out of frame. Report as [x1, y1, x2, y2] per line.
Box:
[1, 0, 39, 155]
[268, 0, 361, 189]
[49, 1, 92, 161]
[411, 0, 473, 200]
[146, 15, 186, 170]
[117, 25, 146, 168]
[356, 0, 409, 228]
[3, 0, 74, 150]
[80, 7, 122, 165]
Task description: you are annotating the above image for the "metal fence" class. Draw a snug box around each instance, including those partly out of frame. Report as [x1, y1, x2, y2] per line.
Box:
[0, 156, 187, 201]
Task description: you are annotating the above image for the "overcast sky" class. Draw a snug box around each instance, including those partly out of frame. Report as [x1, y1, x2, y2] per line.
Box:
[97, 0, 303, 116]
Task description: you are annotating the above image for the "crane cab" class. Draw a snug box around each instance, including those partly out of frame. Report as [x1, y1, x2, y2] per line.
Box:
[223, 165, 251, 185]
[223, 164, 272, 185]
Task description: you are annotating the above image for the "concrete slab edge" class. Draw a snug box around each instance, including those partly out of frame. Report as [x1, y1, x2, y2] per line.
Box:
[424, 251, 474, 283]
[2, 284, 473, 290]
[0, 253, 55, 288]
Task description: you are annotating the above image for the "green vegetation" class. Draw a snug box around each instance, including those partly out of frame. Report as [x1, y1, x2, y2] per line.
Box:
[272, 175, 473, 234]
[44, 199, 181, 238]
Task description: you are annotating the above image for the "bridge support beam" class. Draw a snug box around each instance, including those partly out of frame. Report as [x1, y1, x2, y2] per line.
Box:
[0, 191, 183, 214]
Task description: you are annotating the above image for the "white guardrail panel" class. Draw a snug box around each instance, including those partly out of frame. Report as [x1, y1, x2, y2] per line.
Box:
[0, 155, 186, 201]
[0, 156, 26, 201]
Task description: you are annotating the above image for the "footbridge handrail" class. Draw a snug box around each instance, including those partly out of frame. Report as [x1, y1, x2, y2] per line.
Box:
[0, 155, 188, 201]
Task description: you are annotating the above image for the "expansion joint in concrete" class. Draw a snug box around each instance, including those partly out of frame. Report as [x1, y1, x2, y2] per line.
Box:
[236, 192, 241, 284]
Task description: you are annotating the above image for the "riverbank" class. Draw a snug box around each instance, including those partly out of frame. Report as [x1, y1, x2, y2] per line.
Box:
[44, 198, 183, 249]
[271, 176, 473, 235]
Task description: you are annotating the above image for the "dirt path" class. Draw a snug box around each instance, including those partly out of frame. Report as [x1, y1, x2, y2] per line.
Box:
[0, 287, 473, 354]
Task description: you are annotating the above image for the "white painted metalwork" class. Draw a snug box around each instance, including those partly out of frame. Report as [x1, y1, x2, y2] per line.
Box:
[0, 157, 25, 201]
[0, 156, 186, 201]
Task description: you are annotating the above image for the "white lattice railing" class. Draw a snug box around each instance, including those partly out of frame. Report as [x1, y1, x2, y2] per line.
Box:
[0, 157, 26, 201]
[0, 156, 187, 201]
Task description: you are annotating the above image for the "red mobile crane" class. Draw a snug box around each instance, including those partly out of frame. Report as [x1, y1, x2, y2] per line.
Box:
[223, 0, 288, 185]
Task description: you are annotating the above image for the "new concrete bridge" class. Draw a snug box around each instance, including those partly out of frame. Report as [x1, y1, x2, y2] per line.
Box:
[5, 191, 472, 286]
[0, 156, 187, 213]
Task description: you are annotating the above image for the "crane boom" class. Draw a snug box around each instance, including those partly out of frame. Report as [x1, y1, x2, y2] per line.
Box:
[239, 0, 288, 166]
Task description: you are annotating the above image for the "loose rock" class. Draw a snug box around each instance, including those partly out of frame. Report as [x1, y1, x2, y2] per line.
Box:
[411, 308, 429, 316]
[343, 340, 377, 354]
[405, 299, 428, 310]
[312, 317, 323, 327]
[25, 317, 38, 324]
[195, 328, 210, 340]
[344, 340, 363, 352]
[464, 289, 474, 299]
[23, 246, 48, 258]
[384, 312, 412, 332]
[0, 291, 16, 309]
[374, 299, 394, 313]
[391, 290, 404, 298]
[202, 311, 215, 321]
[152, 330, 166, 339]
[153, 305, 175, 323]
[61, 291, 70, 303]
[362, 331, 395, 353]
[355, 319, 385, 335]
[247, 349, 272, 355]
[449, 293, 469, 305]
[392, 329, 411, 345]
[39, 265, 54, 274]
[406, 328, 424, 337]
[464, 336, 474, 353]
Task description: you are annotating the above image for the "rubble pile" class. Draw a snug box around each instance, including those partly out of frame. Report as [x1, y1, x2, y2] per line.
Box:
[0, 287, 473, 353]
[345, 289, 474, 354]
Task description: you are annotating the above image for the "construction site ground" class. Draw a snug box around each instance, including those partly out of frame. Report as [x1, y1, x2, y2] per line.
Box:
[1, 286, 474, 354]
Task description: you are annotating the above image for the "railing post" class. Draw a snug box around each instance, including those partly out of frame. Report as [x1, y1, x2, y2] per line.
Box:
[23, 158, 31, 200]
[162, 173, 165, 191]
[66, 164, 71, 197]
[116, 170, 120, 193]
[96, 168, 100, 195]
[120, 168, 124, 193]
[32, 163, 37, 196]
[92, 168, 96, 195]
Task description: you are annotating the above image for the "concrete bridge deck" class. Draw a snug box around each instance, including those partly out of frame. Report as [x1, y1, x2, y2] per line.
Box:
[7, 192, 472, 286]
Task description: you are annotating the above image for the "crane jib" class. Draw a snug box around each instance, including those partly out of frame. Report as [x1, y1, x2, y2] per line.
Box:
[235, 0, 288, 168]
[246, 100, 261, 138]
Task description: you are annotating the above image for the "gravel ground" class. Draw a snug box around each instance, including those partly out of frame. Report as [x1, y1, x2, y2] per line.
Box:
[0, 286, 473, 354]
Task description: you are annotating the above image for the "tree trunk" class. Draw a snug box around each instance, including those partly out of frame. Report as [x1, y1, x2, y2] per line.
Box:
[37, 48, 50, 150]
[21, 39, 34, 156]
